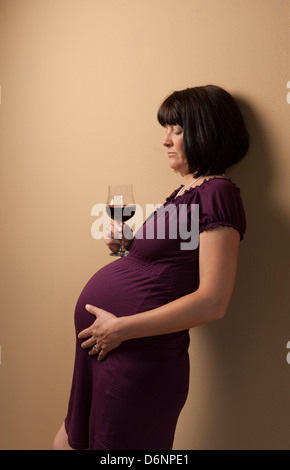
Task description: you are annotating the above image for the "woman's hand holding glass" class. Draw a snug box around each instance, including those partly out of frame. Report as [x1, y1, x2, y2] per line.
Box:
[104, 220, 133, 254]
[106, 184, 136, 257]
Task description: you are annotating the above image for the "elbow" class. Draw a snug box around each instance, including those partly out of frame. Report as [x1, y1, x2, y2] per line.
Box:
[215, 304, 227, 320]
[206, 297, 228, 321]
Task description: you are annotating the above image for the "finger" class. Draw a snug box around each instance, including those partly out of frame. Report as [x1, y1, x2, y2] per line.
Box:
[104, 238, 121, 248]
[78, 327, 92, 340]
[88, 343, 101, 356]
[104, 224, 112, 239]
[80, 337, 96, 349]
[96, 348, 106, 361]
[104, 222, 122, 240]
[104, 229, 121, 241]
[108, 241, 121, 253]
[112, 220, 122, 233]
[85, 304, 99, 316]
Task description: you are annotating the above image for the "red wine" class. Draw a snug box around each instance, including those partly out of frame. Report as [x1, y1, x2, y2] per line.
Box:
[106, 204, 136, 222]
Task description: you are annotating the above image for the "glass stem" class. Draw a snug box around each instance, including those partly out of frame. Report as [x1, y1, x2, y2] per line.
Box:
[118, 223, 126, 257]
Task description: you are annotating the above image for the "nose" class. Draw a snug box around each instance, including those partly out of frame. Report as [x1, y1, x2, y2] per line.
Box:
[162, 130, 173, 148]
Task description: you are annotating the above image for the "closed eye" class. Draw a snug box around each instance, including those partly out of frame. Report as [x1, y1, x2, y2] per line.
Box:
[172, 125, 183, 135]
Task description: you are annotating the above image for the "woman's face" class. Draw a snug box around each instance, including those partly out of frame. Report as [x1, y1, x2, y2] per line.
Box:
[162, 125, 189, 174]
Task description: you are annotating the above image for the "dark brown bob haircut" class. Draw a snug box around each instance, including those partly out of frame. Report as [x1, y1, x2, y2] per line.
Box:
[157, 85, 249, 177]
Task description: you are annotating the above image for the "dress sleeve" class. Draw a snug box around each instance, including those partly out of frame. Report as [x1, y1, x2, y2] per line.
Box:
[198, 179, 246, 240]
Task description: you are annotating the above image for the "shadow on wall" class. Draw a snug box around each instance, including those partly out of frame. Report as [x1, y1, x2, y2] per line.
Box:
[189, 98, 290, 450]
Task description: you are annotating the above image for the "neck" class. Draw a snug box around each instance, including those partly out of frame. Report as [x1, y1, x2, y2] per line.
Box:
[182, 173, 200, 186]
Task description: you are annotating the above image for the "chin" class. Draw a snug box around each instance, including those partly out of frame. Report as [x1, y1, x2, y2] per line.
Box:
[169, 163, 185, 174]
[168, 160, 180, 170]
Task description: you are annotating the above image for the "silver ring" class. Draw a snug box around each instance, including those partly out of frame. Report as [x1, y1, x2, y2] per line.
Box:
[93, 344, 98, 351]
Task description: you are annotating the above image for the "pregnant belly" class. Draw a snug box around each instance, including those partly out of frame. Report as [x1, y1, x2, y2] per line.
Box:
[73, 256, 166, 334]
[73, 255, 191, 362]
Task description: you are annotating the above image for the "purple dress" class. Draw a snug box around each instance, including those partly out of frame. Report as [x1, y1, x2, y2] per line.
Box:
[64, 177, 246, 450]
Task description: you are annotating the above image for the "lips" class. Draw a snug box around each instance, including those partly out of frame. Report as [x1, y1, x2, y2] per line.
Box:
[168, 152, 177, 157]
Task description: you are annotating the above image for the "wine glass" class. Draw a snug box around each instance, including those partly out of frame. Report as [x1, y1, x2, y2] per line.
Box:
[106, 184, 136, 257]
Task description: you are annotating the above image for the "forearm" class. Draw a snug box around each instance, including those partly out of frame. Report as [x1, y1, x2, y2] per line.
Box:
[119, 289, 225, 342]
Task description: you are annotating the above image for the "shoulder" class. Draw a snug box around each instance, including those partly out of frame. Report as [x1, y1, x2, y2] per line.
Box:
[197, 177, 246, 240]
[196, 177, 243, 205]
[198, 176, 241, 194]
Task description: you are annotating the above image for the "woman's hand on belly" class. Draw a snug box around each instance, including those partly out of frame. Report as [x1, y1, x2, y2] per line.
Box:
[78, 305, 124, 361]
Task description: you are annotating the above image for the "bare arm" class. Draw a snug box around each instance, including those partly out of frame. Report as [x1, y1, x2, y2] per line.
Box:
[119, 226, 240, 340]
[80, 226, 240, 360]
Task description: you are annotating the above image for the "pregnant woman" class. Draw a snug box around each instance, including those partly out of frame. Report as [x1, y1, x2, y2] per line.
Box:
[53, 85, 249, 450]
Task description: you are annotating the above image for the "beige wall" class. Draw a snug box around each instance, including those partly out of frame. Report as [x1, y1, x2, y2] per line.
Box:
[0, 0, 289, 450]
